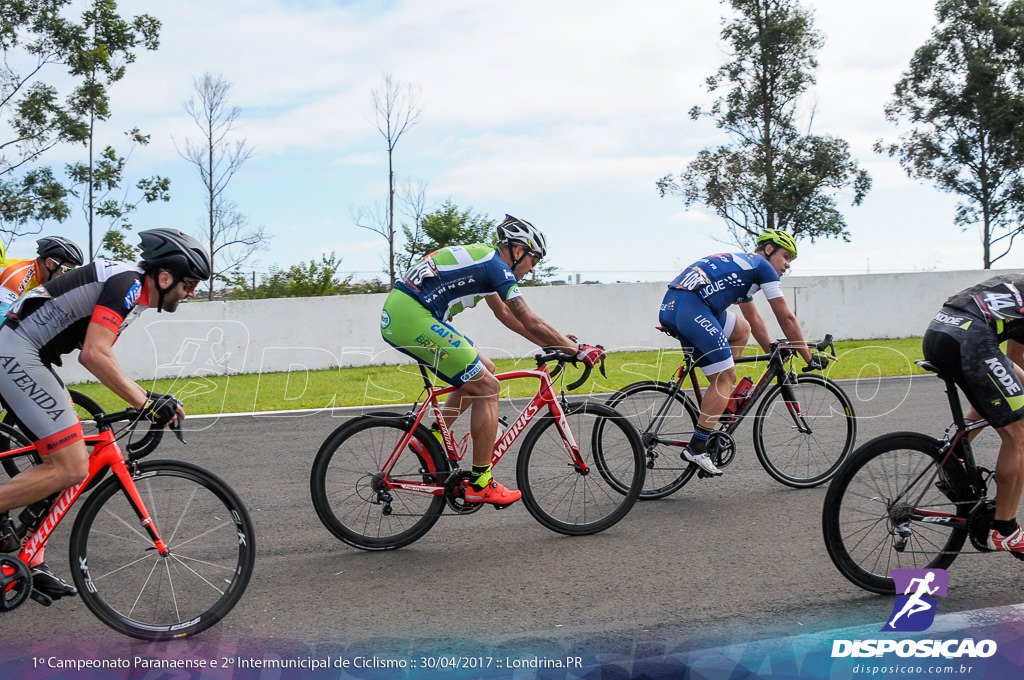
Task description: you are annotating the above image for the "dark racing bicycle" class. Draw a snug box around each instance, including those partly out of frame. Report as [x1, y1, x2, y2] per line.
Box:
[822, 359, 1013, 595]
[605, 331, 856, 498]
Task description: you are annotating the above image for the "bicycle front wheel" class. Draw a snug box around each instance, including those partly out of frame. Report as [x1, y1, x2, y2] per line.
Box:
[821, 434, 969, 594]
[310, 414, 448, 551]
[605, 381, 698, 499]
[517, 401, 643, 535]
[69, 460, 255, 640]
[752, 373, 856, 487]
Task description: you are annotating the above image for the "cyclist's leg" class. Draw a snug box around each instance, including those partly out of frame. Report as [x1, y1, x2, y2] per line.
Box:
[380, 293, 516, 503]
[0, 338, 85, 594]
[724, 309, 750, 359]
[924, 318, 1024, 542]
[660, 292, 731, 475]
[0, 344, 87, 513]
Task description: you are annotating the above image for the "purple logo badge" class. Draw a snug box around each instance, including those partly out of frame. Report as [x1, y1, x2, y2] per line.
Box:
[881, 569, 949, 632]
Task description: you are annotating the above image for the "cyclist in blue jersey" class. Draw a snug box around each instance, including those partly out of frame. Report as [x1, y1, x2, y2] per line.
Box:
[659, 229, 827, 476]
[381, 215, 604, 506]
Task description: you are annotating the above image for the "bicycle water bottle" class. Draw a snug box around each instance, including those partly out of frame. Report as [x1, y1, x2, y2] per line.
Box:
[495, 415, 509, 442]
[18, 498, 51, 530]
[725, 377, 754, 414]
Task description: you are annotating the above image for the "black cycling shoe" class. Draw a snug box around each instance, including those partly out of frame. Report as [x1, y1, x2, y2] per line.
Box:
[30, 562, 77, 599]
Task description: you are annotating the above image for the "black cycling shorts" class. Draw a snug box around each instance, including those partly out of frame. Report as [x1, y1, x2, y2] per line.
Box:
[922, 307, 1024, 429]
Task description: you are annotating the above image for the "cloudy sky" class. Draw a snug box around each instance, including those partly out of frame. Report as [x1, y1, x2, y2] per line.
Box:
[16, 0, 1011, 282]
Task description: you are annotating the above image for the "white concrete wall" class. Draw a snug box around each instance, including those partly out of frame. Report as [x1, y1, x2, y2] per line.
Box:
[55, 268, 1017, 383]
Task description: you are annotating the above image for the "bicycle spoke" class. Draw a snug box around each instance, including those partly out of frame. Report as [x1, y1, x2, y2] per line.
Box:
[70, 462, 254, 640]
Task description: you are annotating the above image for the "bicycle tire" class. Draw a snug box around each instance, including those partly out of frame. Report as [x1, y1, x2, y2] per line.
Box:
[604, 381, 698, 499]
[310, 413, 448, 551]
[821, 433, 970, 595]
[752, 373, 857, 488]
[516, 401, 644, 535]
[68, 460, 255, 640]
[0, 421, 34, 479]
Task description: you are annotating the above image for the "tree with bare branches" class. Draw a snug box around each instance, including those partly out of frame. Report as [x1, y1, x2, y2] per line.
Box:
[356, 73, 421, 287]
[179, 72, 268, 298]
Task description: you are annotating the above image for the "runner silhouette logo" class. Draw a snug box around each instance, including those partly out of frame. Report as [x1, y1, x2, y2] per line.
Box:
[881, 569, 949, 633]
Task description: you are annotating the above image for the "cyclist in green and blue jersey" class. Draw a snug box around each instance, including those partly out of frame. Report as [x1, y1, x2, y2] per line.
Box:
[381, 215, 603, 506]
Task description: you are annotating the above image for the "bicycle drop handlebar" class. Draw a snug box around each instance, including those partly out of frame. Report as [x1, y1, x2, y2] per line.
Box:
[94, 407, 187, 459]
[534, 347, 606, 391]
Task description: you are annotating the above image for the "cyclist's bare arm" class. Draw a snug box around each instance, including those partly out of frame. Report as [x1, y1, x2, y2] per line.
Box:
[767, 296, 813, 363]
[79, 322, 160, 412]
[487, 293, 576, 352]
[738, 300, 771, 352]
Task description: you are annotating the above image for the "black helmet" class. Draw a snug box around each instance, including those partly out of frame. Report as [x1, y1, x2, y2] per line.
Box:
[36, 236, 84, 266]
[139, 229, 211, 280]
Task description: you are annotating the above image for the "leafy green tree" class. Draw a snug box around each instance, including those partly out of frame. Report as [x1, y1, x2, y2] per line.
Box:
[225, 253, 353, 300]
[0, 0, 159, 248]
[1, 0, 88, 240]
[65, 128, 169, 261]
[72, 0, 160, 259]
[657, 0, 870, 247]
[876, 0, 1024, 268]
[398, 199, 495, 270]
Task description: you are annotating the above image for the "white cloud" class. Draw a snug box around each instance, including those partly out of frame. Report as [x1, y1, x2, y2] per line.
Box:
[58, 0, 1008, 279]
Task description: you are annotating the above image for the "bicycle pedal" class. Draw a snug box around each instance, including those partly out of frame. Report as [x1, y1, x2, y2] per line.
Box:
[493, 503, 510, 510]
[29, 589, 53, 607]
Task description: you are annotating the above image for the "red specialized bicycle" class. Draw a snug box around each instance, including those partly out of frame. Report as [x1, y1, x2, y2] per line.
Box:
[0, 406, 254, 640]
[310, 348, 645, 550]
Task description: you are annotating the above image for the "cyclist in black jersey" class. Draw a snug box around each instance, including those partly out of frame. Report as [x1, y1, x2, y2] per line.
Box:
[0, 229, 211, 598]
[923, 274, 1024, 553]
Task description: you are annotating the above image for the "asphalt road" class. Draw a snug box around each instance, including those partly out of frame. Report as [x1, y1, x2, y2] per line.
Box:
[4, 372, 1021, 663]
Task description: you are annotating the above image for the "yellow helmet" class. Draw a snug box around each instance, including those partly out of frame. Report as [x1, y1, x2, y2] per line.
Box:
[755, 229, 797, 258]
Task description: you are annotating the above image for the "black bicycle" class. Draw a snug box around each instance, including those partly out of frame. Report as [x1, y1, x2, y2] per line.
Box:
[605, 332, 856, 498]
[822, 359, 1008, 595]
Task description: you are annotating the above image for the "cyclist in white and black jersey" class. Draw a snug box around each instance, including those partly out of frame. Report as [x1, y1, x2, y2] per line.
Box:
[0, 229, 210, 599]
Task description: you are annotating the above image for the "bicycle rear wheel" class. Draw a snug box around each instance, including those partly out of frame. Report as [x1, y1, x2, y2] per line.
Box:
[69, 460, 255, 640]
[517, 401, 643, 535]
[0, 422, 34, 479]
[604, 381, 698, 499]
[821, 433, 970, 594]
[752, 374, 856, 488]
[310, 414, 448, 551]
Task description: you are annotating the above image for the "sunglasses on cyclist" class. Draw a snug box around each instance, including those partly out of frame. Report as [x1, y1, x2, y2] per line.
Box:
[181, 278, 200, 293]
[49, 259, 74, 274]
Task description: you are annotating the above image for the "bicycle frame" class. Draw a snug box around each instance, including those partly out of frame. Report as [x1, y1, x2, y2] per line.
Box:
[896, 370, 991, 526]
[643, 341, 811, 447]
[1, 422, 169, 572]
[377, 362, 586, 496]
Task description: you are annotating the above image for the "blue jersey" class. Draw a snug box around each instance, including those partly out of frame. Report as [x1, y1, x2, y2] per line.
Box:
[667, 252, 784, 314]
[393, 243, 522, 321]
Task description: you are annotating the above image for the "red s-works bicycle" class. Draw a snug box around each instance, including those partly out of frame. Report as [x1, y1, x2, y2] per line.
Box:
[0, 405, 254, 640]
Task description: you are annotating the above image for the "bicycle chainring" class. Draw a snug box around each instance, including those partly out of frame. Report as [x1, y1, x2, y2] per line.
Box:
[0, 555, 31, 612]
[444, 471, 482, 515]
[708, 431, 736, 468]
[968, 499, 996, 552]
